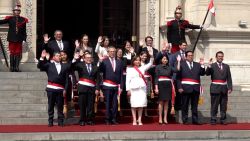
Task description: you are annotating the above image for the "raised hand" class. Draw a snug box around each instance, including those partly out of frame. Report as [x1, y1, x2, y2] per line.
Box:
[177, 55, 181, 62]
[41, 50, 47, 58]
[97, 36, 103, 43]
[129, 47, 134, 53]
[75, 40, 80, 47]
[74, 52, 80, 60]
[199, 57, 205, 65]
[139, 39, 144, 47]
[43, 34, 50, 43]
[209, 58, 213, 65]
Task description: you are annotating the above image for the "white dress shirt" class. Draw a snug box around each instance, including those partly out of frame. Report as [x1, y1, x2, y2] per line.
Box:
[54, 62, 61, 74]
[57, 40, 64, 50]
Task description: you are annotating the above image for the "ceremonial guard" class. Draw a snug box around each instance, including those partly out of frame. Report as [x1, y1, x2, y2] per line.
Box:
[0, 5, 28, 72]
[167, 6, 201, 53]
[206, 51, 233, 125]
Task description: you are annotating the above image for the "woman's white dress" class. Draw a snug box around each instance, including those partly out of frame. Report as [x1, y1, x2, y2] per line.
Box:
[126, 58, 153, 108]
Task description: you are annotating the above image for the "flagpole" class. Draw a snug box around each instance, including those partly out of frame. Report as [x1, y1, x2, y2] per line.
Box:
[192, 9, 210, 52]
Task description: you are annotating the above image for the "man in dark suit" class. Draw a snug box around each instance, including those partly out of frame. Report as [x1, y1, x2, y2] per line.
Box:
[138, 36, 159, 59]
[155, 42, 172, 65]
[73, 52, 100, 126]
[0, 5, 28, 72]
[43, 30, 73, 60]
[177, 51, 205, 125]
[99, 46, 123, 125]
[37, 50, 70, 127]
[167, 6, 201, 53]
[206, 51, 233, 125]
[170, 40, 187, 123]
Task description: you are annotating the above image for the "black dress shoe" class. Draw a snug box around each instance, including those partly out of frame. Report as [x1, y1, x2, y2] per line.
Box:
[220, 121, 227, 125]
[87, 121, 95, 126]
[79, 121, 85, 126]
[111, 120, 119, 125]
[210, 120, 216, 125]
[105, 121, 111, 125]
[192, 122, 202, 125]
[48, 123, 53, 127]
[58, 123, 64, 127]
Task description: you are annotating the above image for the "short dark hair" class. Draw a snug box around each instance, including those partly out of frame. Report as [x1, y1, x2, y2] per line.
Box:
[216, 51, 224, 57]
[159, 54, 170, 65]
[53, 52, 60, 56]
[179, 40, 187, 46]
[145, 36, 153, 42]
[131, 55, 141, 66]
[185, 51, 193, 57]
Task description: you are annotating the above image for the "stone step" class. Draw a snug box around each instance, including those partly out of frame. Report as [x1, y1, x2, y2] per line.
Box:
[0, 72, 47, 79]
[0, 104, 47, 111]
[0, 97, 47, 104]
[0, 84, 46, 91]
[0, 79, 46, 85]
[0, 118, 47, 125]
[0, 111, 48, 118]
[0, 91, 46, 98]
[0, 130, 250, 141]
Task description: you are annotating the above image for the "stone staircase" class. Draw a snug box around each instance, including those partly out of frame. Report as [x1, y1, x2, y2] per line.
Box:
[0, 72, 249, 125]
[0, 72, 48, 125]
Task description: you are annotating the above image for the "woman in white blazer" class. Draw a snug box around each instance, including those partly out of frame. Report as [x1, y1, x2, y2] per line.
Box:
[126, 51, 154, 125]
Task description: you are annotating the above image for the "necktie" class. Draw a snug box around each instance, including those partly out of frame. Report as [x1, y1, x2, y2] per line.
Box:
[189, 62, 193, 69]
[87, 64, 91, 75]
[219, 63, 222, 70]
[111, 58, 115, 72]
[181, 52, 185, 60]
[58, 41, 62, 50]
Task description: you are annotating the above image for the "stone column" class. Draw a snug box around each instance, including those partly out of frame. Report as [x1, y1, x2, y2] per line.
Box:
[0, 1, 14, 71]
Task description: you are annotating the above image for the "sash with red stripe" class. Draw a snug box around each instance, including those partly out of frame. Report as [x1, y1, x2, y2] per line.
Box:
[103, 80, 118, 87]
[212, 79, 227, 85]
[78, 78, 96, 87]
[134, 67, 147, 85]
[47, 82, 64, 89]
[181, 78, 200, 85]
[158, 76, 176, 105]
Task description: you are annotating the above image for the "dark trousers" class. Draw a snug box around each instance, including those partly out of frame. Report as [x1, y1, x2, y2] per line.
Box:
[181, 92, 200, 123]
[104, 88, 118, 121]
[47, 91, 64, 124]
[174, 81, 182, 111]
[210, 93, 228, 122]
[78, 89, 95, 122]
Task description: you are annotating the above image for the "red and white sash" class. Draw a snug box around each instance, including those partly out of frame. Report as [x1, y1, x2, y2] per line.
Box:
[212, 80, 227, 85]
[103, 80, 118, 87]
[181, 78, 200, 85]
[134, 67, 147, 85]
[158, 76, 171, 81]
[78, 78, 96, 87]
[47, 82, 64, 90]
[144, 72, 151, 78]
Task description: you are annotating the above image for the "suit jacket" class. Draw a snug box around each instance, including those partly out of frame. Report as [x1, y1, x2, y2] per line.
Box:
[43, 40, 73, 60]
[99, 58, 124, 90]
[139, 47, 159, 60]
[167, 19, 200, 45]
[0, 16, 28, 42]
[206, 62, 233, 94]
[37, 59, 70, 92]
[73, 60, 100, 93]
[177, 61, 205, 94]
[170, 50, 185, 67]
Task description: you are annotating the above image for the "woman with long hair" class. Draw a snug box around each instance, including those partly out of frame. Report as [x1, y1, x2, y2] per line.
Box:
[75, 34, 93, 57]
[95, 36, 109, 64]
[126, 51, 154, 125]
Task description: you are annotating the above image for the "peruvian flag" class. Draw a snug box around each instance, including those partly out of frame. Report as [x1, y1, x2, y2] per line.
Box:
[208, 0, 215, 16]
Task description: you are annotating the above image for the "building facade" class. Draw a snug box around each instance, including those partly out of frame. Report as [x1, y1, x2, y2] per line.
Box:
[0, 0, 250, 85]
